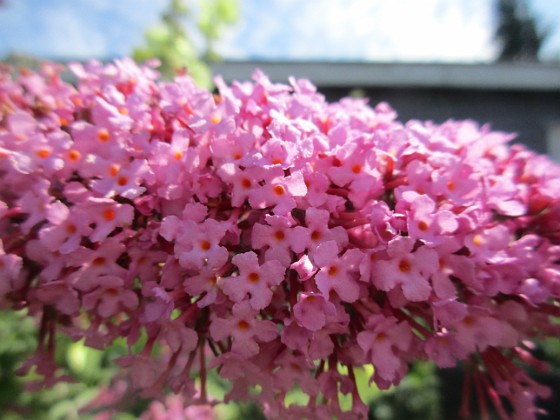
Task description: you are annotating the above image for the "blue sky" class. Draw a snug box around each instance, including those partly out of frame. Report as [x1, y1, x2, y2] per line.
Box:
[0, 0, 559, 62]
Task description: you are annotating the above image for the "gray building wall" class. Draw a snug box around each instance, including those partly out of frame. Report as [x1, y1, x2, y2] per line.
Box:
[323, 86, 556, 154]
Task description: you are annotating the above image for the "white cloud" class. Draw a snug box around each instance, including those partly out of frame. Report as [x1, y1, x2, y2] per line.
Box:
[219, 0, 496, 62]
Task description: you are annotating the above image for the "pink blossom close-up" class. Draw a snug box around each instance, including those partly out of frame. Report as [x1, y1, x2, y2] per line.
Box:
[1, 58, 560, 419]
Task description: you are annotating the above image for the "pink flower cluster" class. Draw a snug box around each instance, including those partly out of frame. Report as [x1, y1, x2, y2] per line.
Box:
[1, 59, 560, 419]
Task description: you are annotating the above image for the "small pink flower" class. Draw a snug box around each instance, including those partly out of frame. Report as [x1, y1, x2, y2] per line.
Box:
[272, 351, 318, 396]
[209, 301, 277, 357]
[454, 309, 519, 353]
[432, 161, 479, 205]
[81, 197, 134, 243]
[465, 224, 511, 262]
[17, 178, 53, 234]
[70, 121, 129, 165]
[430, 250, 475, 299]
[290, 253, 316, 281]
[82, 275, 138, 318]
[293, 292, 337, 331]
[402, 191, 458, 246]
[290, 207, 348, 260]
[90, 159, 148, 199]
[24, 239, 66, 281]
[327, 139, 383, 207]
[141, 283, 174, 323]
[369, 236, 438, 301]
[67, 237, 127, 291]
[248, 168, 307, 215]
[425, 331, 467, 368]
[357, 314, 413, 387]
[159, 320, 198, 354]
[217, 163, 262, 207]
[38, 201, 92, 254]
[313, 241, 363, 303]
[183, 266, 222, 307]
[300, 166, 341, 209]
[34, 280, 80, 315]
[251, 215, 294, 267]
[221, 251, 285, 310]
[161, 217, 230, 271]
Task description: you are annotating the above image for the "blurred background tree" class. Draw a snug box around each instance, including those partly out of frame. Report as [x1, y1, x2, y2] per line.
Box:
[495, 0, 551, 61]
[133, 0, 239, 87]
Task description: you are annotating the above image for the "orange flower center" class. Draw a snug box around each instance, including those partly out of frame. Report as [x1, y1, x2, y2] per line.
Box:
[418, 220, 429, 232]
[66, 224, 77, 235]
[472, 234, 484, 247]
[103, 209, 116, 221]
[97, 129, 110, 142]
[274, 230, 285, 241]
[398, 259, 411, 273]
[290, 363, 302, 372]
[248, 272, 260, 283]
[104, 288, 119, 297]
[328, 266, 339, 276]
[92, 257, 106, 266]
[117, 176, 128, 186]
[462, 316, 475, 326]
[237, 320, 250, 330]
[109, 164, 120, 177]
[446, 180, 456, 191]
[241, 178, 252, 189]
[68, 149, 81, 162]
[310, 230, 321, 241]
[273, 185, 285, 196]
[36, 149, 50, 159]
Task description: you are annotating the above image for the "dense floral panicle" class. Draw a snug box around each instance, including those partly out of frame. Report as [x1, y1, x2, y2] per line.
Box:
[1, 59, 560, 419]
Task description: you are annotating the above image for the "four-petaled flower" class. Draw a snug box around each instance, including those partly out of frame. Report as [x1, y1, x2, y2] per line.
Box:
[357, 314, 413, 388]
[369, 236, 438, 301]
[209, 301, 277, 357]
[221, 251, 286, 309]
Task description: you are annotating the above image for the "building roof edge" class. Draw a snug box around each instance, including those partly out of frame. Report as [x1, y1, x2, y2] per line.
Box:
[210, 61, 560, 91]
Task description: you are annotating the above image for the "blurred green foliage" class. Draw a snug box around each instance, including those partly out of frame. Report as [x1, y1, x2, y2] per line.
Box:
[133, 0, 239, 87]
[2, 306, 560, 419]
[367, 362, 441, 420]
[0, 310, 148, 419]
